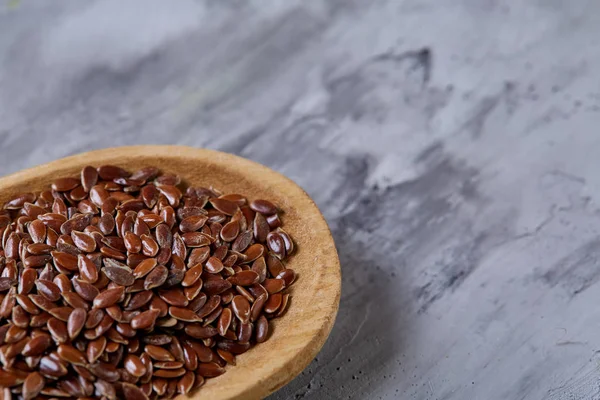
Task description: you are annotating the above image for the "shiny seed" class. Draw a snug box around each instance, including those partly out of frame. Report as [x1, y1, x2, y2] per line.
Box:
[93, 286, 124, 308]
[130, 309, 160, 330]
[144, 345, 174, 362]
[67, 308, 87, 340]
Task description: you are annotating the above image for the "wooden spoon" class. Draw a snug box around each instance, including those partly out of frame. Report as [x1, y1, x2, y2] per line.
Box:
[0, 145, 341, 400]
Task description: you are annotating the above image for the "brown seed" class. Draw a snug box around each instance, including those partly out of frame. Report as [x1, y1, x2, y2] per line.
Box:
[181, 264, 203, 288]
[130, 309, 160, 330]
[153, 367, 186, 378]
[154, 360, 184, 369]
[177, 370, 195, 394]
[203, 278, 232, 296]
[250, 293, 268, 322]
[264, 293, 283, 314]
[275, 293, 291, 317]
[68, 308, 87, 340]
[266, 213, 282, 228]
[27, 219, 47, 244]
[98, 165, 130, 180]
[78, 255, 99, 283]
[93, 286, 124, 308]
[57, 344, 87, 365]
[5, 325, 26, 344]
[22, 371, 44, 400]
[144, 345, 174, 362]
[81, 166, 99, 192]
[179, 215, 208, 233]
[217, 348, 236, 366]
[4, 232, 19, 259]
[85, 308, 105, 329]
[172, 233, 186, 260]
[251, 256, 268, 283]
[168, 307, 201, 322]
[100, 245, 126, 260]
[87, 337, 107, 363]
[22, 333, 52, 357]
[4, 192, 35, 210]
[266, 231, 286, 259]
[277, 268, 296, 286]
[182, 342, 199, 371]
[243, 243, 265, 263]
[132, 257, 157, 279]
[11, 305, 29, 328]
[54, 274, 73, 293]
[73, 279, 100, 302]
[39, 355, 68, 378]
[16, 294, 40, 315]
[98, 214, 115, 236]
[156, 225, 173, 249]
[209, 198, 239, 216]
[89, 361, 120, 382]
[140, 185, 159, 209]
[138, 213, 162, 229]
[266, 252, 285, 277]
[205, 256, 224, 274]
[47, 317, 69, 344]
[62, 292, 89, 310]
[125, 290, 154, 311]
[26, 242, 53, 256]
[185, 324, 218, 339]
[220, 219, 240, 242]
[263, 278, 286, 294]
[231, 295, 251, 324]
[250, 199, 278, 215]
[122, 232, 141, 254]
[119, 381, 149, 399]
[94, 377, 117, 398]
[35, 279, 61, 302]
[228, 270, 260, 287]
[78, 199, 99, 214]
[71, 230, 96, 252]
[21, 255, 47, 271]
[197, 362, 226, 378]
[28, 294, 55, 314]
[157, 289, 188, 307]
[253, 212, 270, 243]
[255, 314, 269, 343]
[60, 213, 93, 236]
[124, 354, 146, 378]
[103, 264, 135, 287]
[217, 308, 233, 336]
[52, 177, 80, 192]
[143, 265, 168, 290]
[105, 305, 123, 322]
[152, 377, 168, 395]
[52, 250, 79, 271]
[181, 232, 211, 248]
[216, 339, 251, 355]
[140, 234, 159, 257]
[187, 247, 211, 267]
[0, 288, 15, 318]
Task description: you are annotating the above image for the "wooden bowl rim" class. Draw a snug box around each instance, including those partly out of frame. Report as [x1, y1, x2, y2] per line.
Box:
[0, 145, 341, 400]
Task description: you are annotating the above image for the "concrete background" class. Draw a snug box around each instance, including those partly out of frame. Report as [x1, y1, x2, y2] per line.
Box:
[2, 1, 600, 399]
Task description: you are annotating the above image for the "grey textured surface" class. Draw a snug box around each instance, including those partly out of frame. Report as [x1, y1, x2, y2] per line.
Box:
[2, 1, 600, 399]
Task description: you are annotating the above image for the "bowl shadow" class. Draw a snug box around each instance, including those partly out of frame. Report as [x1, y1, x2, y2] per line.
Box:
[268, 226, 406, 399]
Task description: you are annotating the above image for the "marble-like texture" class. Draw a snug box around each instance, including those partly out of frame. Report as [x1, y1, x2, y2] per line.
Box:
[2, 1, 600, 399]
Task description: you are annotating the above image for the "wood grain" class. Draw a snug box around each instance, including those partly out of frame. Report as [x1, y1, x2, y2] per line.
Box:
[0, 145, 341, 400]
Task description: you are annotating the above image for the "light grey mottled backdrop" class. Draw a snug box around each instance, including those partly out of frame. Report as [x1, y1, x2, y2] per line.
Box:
[2, 1, 600, 399]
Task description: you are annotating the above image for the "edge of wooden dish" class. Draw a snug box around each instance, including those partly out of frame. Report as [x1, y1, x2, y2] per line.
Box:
[0, 145, 341, 400]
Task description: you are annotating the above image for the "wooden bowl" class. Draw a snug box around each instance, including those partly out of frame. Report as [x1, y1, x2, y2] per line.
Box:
[0, 145, 341, 400]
